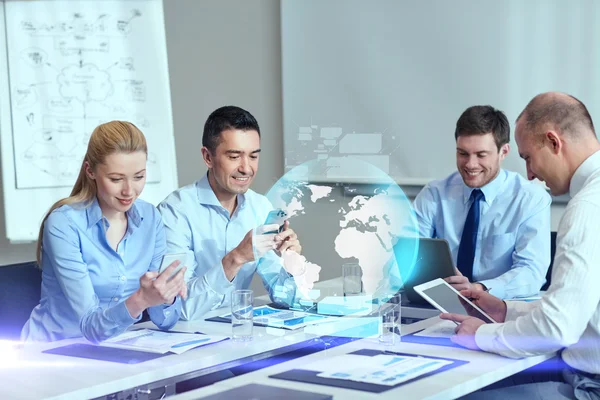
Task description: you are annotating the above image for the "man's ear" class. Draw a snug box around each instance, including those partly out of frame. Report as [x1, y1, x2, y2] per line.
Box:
[546, 131, 562, 154]
[201, 146, 213, 169]
[84, 161, 95, 180]
[499, 143, 510, 161]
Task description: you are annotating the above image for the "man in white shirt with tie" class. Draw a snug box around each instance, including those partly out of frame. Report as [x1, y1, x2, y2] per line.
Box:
[441, 92, 600, 399]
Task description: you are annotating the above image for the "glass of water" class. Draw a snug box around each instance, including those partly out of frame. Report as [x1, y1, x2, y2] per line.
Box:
[379, 303, 401, 346]
[342, 263, 363, 296]
[231, 289, 253, 342]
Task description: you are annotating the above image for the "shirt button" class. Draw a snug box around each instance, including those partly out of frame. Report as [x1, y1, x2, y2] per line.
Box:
[113, 297, 119, 302]
[165, 311, 171, 316]
[120, 276, 126, 281]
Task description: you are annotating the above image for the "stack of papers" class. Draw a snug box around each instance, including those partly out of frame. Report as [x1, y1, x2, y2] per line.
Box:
[218, 305, 340, 330]
[305, 354, 452, 386]
[413, 319, 457, 338]
[101, 329, 228, 354]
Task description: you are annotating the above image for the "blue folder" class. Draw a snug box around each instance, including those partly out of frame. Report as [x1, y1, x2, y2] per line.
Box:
[270, 349, 468, 393]
[400, 330, 464, 349]
[200, 383, 332, 399]
[42, 343, 167, 364]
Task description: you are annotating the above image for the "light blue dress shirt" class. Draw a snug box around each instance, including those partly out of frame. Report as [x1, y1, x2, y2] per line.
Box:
[413, 169, 551, 299]
[158, 175, 298, 321]
[21, 198, 181, 342]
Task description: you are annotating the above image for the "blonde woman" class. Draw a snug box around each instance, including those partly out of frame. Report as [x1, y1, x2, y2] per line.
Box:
[22, 121, 187, 342]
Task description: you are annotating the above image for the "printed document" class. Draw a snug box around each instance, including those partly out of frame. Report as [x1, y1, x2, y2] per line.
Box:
[101, 329, 228, 354]
[302, 354, 452, 386]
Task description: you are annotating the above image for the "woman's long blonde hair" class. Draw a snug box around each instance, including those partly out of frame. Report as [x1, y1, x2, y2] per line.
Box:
[36, 121, 148, 265]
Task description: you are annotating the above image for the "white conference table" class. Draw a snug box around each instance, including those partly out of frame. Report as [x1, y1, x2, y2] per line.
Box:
[1, 280, 551, 400]
[170, 329, 551, 400]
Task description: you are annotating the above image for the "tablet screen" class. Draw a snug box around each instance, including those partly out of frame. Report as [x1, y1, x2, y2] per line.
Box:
[422, 284, 494, 323]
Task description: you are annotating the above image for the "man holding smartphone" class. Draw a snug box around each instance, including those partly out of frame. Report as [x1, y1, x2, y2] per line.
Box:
[158, 106, 304, 320]
[441, 93, 600, 399]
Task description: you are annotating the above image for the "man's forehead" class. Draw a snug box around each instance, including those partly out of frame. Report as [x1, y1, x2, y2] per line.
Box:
[456, 133, 497, 150]
[217, 129, 260, 149]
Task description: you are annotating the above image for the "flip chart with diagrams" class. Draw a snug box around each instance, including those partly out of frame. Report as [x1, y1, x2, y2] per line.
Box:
[0, 0, 178, 242]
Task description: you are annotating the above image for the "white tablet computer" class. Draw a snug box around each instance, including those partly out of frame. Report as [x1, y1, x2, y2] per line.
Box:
[414, 278, 496, 324]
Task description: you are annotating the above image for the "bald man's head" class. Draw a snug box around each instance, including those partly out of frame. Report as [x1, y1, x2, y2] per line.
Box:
[515, 92, 600, 195]
[516, 92, 595, 140]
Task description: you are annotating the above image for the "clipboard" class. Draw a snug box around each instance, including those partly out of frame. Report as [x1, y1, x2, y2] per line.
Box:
[42, 343, 168, 364]
[200, 383, 332, 400]
[270, 349, 468, 393]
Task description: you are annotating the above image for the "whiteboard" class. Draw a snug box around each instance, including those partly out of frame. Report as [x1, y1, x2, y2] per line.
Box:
[281, 0, 600, 185]
[0, 0, 178, 242]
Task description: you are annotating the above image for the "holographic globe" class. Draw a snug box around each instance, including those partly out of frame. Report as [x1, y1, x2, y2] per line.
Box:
[265, 157, 420, 304]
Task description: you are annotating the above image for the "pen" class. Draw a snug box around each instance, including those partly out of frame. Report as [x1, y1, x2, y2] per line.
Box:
[171, 338, 211, 349]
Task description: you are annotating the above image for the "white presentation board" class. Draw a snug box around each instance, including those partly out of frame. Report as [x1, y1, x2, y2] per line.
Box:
[0, 0, 178, 242]
[281, 0, 600, 185]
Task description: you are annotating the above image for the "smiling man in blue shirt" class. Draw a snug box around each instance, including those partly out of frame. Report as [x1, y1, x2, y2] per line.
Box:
[413, 105, 551, 299]
[158, 106, 303, 320]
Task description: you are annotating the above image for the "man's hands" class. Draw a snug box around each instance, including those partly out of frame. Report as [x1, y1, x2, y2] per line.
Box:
[275, 221, 302, 254]
[439, 287, 507, 350]
[127, 262, 187, 318]
[444, 268, 484, 292]
[222, 220, 303, 281]
[456, 288, 507, 323]
[440, 314, 486, 350]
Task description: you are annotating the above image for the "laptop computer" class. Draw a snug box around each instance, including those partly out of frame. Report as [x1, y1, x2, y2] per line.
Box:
[393, 237, 456, 304]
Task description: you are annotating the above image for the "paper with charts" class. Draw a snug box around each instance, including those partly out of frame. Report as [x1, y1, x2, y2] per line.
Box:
[305, 354, 452, 386]
[102, 329, 229, 355]
[5, 0, 170, 189]
[219, 305, 340, 330]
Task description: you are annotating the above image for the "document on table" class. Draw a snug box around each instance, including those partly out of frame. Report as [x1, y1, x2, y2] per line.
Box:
[302, 354, 452, 386]
[219, 305, 340, 330]
[413, 319, 457, 338]
[101, 329, 229, 354]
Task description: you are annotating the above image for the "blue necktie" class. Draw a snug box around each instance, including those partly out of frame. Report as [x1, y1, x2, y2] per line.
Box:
[457, 189, 484, 282]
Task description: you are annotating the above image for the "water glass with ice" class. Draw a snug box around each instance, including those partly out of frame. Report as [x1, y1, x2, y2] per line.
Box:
[231, 289, 253, 342]
[379, 303, 401, 346]
[342, 263, 363, 296]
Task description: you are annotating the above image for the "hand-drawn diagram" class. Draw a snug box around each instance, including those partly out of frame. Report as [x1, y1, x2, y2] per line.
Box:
[6, 3, 167, 188]
[285, 120, 403, 180]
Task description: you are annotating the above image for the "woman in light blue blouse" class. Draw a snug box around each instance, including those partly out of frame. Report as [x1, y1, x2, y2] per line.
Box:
[22, 121, 187, 342]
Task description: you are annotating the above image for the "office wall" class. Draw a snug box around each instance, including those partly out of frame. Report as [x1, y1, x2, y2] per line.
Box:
[0, 0, 567, 300]
[0, 0, 284, 267]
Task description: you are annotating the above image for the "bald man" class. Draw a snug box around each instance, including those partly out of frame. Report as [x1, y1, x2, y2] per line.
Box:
[441, 92, 600, 399]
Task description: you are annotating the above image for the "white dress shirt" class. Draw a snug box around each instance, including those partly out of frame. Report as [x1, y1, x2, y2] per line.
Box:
[476, 150, 600, 374]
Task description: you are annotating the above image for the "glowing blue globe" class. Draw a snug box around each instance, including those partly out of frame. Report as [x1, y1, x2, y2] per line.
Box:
[265, 157, 420, 304]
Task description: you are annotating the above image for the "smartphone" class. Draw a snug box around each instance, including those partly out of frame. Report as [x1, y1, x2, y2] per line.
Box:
[263, 209, 288, 234]
[158, 253, 188, 280]
[414, 278, 496, 324]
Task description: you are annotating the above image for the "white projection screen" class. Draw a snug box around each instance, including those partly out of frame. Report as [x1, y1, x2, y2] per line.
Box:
[281, 0, 600, 185]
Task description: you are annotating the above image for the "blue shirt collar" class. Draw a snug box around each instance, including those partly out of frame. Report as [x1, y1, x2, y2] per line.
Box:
[462, 169, 506, 205]
[570, 149, 600, 197]
[196, 173, 247, 210]
[85, 197, 143, 229]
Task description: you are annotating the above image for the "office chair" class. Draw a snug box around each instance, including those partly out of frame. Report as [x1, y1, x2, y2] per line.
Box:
[0, 261, 42, 340]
